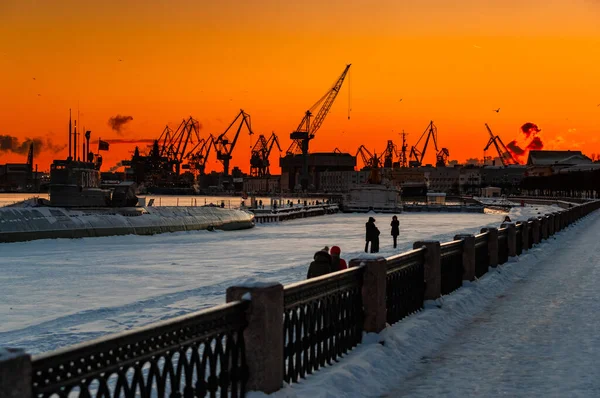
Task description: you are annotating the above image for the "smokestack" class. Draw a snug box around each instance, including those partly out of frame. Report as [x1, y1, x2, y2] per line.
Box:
[85, 130, 91, 162]
[68, 109, 72, 160]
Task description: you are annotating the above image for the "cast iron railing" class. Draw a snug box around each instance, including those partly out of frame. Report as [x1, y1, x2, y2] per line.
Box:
[516, 224, 523, 255]
[440, 240, 464, 295]
[282, 267, 364, 384]
[385, 248, 426, 325]
[498, 228, 508, 264]
[474, 232, 489, 277]
[31, 301, 249, 398]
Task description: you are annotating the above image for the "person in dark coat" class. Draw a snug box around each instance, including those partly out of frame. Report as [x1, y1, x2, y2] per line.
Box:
[365, 217, 380, 253]
[307, 246, 333, 279]
[330, 246, 347, 271]
[390, 215, 400, 248]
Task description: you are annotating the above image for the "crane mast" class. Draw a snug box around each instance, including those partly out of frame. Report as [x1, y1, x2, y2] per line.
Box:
[286, 64, 351, 190]
[409, 121, 438, 167]
[214, 109, 254, 176]
[484, 123, 518, 166]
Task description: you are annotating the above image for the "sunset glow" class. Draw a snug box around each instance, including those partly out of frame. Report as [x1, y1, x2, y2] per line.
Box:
[1, 0, 599, 172]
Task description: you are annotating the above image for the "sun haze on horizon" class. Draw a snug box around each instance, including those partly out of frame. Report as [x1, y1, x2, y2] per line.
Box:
[1, 0, 599, 172]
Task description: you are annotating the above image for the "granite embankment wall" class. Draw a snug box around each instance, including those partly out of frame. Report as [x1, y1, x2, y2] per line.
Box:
[0, 206, 255, 243]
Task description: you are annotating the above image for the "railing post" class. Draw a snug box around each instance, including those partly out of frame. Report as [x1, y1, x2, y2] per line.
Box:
[0, 348, 32, 398]
[501, 223, 517, 257]
[547, 214, 555, 236]
[352, 257, 387, 333]
[226, 282, 284, 394]
[481, 227, 498, 267]
[520, 221, 529, 251]
[413, 240, 441, 300]
[554, 212, 561, 232]
[541, 216, 549, 239]
[528, 217, 540, 243]
[454, 234, 475, 281]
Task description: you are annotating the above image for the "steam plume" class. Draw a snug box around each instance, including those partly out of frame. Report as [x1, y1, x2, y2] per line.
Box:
[105, 138, 155, 144]
[0, 135, 65, 156]
[108, 115, 133, 135]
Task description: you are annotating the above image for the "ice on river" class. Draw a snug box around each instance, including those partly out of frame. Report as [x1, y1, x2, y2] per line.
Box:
[0, 205, 557, 354]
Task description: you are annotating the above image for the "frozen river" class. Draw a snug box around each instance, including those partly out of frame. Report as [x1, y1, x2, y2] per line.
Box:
[0, 205, 555, 354]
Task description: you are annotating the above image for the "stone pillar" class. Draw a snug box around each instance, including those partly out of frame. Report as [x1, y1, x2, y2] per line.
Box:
[481, 227, 498, 267]
[454, 234, 475, 281]
[540, 216, 548, 240]
[356, 257, 387, 333]
[520, 221, 529, 251]
[226, 283, 284, 394]
[547, 214, 555, 236]
[413, 240, 441, 300]
[529, 217, 541, 244]
[554, 212, 561, 232]
[0, 348, 32, 398]
[502, 223, 517, 257]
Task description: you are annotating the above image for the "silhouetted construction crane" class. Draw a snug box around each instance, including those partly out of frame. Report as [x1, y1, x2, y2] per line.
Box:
[250, 132, 282, 177]
[286, 64, 351, 190]
[154, 117, 202, 175]
[186, 134, 215, 175]
[383, 140, 399, 168]
[409, 121, 450, 167]
[356, 145, 375, 170]
[484, 123, 518, 166]
[399, 130, 408, 168]
[214, 109, 254, 176]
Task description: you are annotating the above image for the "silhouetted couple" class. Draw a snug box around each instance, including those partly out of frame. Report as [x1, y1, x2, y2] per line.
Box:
[365, 217, 380, 253]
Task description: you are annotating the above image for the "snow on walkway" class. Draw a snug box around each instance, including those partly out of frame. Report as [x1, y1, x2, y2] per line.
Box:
[258, 209, 600, 398]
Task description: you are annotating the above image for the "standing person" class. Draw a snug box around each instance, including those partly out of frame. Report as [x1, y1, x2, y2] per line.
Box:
[365, 217, 380, 253]
[307, 246, 333, 279]
[390, 215, 400, 248]
[330, 246, 347, 271]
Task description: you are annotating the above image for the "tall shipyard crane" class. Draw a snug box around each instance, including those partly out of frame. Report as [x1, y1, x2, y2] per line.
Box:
[356, 145, 375, 170]
[484, 123, 518, 166]
[286, 64, 351, 190]
[408, 121, 450, 167]
[214, 109, 254, 176]
[250, 132, 282, 177]
[383, 140, 399, 168]
[153, 116, 203, 175]
[185, 134, 215, 175]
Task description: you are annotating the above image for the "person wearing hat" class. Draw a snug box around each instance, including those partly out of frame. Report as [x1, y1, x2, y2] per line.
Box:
[365, 217, 380, 253]
[307, 246, 333, 279]
[330, 246, 347, 271]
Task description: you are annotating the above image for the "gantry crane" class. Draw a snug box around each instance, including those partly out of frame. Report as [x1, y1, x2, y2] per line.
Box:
[154, 117, 203, 175]
[250, 132, 282, 177]
[286, 64, 351, 190]
[356, 145, 375, 170]
[383, 140, 399, 168]
[408, 121, 450, 167]
[409, 121, 438, 167]
[484, 123, 519, 166]
[214, 109, 254, 176]
[186, 134, 215, 175]
[399, 130, 408, 168]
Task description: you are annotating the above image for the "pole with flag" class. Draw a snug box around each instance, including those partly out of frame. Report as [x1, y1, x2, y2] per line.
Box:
[98, 138, 109, 152]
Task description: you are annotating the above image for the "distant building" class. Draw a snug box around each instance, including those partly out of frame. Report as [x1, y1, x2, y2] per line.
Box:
[423, 167, 460, 194]
[279, 152, 356, 192]
[480, 165, 526, 194]
[526, 150, 592, 176]
[481, 186, 502, 198]
[243, 175, 280, 194]
[319, 170, 370, 193]
[459, 166, 481, 195]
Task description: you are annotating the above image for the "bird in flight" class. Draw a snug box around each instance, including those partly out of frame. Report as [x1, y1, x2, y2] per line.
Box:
[493, 108, 500, 113]
[32, 77, 36, 80]
[399, 98, 403, 102]
[118, 59, 123, 62]
[37, 94, 41, 96]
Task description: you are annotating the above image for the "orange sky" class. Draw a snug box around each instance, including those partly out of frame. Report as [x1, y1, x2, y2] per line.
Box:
[1, 0, 599, 173]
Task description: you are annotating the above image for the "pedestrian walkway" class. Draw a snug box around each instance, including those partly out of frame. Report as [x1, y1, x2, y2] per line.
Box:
[387, 211, 600, 397]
